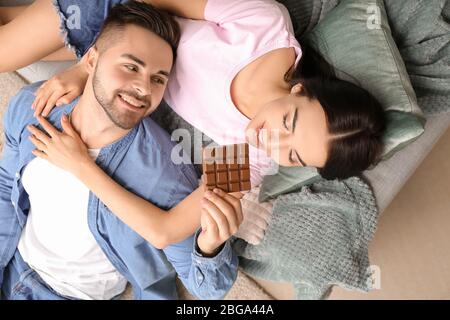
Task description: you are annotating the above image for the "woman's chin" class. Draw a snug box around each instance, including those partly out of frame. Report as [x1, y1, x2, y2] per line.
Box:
[245, 132, 259, 149]
[257, 144, 273, 158]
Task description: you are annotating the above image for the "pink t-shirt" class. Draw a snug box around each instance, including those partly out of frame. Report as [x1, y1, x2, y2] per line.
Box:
[165, 0, 302, 186]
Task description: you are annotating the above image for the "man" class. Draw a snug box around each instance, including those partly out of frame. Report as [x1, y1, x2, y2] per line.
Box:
[0, 2, 239, 300]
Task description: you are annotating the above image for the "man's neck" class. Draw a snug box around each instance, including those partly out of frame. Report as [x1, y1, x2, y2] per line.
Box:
[70, 93, 131, 150]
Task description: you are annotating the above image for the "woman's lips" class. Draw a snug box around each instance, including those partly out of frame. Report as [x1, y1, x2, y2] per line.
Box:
[258, 128, 266, 148]
[246, 122, 266, 148]
[256, 122, 267, 149]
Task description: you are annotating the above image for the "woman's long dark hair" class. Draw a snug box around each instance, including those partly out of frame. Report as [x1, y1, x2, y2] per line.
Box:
[287, 44, 386, 180]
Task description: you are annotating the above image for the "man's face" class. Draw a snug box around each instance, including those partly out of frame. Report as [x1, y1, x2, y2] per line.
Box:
[91, 24, 173, 129]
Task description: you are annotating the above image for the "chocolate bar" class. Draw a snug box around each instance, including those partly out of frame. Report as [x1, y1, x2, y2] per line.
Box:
[202, 143, 251, 193]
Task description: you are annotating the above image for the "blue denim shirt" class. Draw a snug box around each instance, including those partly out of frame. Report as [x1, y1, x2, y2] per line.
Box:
[0, 83, 238, 300]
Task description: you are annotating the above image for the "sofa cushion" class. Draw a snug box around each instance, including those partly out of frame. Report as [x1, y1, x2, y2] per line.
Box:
[276, 0, 339, 37]
[303, 0, 425, 159]
[382, 0, 450, 116]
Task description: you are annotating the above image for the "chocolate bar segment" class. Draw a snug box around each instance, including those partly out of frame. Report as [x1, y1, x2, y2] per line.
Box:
[202, 143, 251, 193]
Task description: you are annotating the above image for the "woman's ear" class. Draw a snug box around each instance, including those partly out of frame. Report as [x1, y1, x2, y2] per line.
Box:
[290, 83, 303, 94]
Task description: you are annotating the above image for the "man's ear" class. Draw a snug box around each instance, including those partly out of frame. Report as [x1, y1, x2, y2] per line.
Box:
[85, 46, 99, 74]
[290, 83, 303, 95]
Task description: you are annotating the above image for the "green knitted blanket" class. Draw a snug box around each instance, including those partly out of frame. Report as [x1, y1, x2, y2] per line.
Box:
[233, 176, 379, 299]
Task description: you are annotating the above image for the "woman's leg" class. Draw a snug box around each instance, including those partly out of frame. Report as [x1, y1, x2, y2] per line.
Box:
[41, 47, 77, 61]
[0, 4, 75, 63]
[0, 0, 69, 73]
[0, 5, 28, 25]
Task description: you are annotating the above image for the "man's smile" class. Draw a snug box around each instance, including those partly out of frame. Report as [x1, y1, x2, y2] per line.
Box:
[117, 93, 148, 110]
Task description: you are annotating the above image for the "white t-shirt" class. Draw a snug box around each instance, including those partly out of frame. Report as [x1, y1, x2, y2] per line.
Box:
[18, 149, 127, 300]
[165, 0, 302, 185]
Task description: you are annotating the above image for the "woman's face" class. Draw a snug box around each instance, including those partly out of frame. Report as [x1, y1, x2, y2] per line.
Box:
[245, 84, 331, 168]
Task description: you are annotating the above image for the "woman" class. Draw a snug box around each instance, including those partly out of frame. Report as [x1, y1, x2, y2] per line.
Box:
[1, 0, 386, 247]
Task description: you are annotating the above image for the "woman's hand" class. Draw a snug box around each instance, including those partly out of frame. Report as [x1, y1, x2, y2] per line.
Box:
[197, 188, 244, 256]
[32, 56, 89, 117]
[27, 115, 93, 176]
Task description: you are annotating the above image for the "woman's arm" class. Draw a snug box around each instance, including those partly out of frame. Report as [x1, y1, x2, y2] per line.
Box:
[0, 0, 70, 73]
[144, 0, 207, 20]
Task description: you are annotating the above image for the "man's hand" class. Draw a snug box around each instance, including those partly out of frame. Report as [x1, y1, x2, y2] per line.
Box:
[197, 188, 244, 256]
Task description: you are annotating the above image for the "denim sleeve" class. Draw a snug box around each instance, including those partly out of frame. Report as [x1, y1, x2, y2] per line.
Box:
[166, 163, 200, 208]
[163, 229, 238, 300]
[0, 95, 24, 290]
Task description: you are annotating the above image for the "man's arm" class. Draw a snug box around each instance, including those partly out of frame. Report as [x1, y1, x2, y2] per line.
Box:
[163, 187, 242, 299]
[145, 0, 207, 20]
[0, 94, 26, 291]
[163, 231, 238, 300]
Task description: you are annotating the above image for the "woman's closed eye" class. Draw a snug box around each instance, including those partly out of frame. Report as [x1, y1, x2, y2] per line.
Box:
[283, 114, 290, 131]
[289, 150, 297, 164]
[289, 149, 307, 166]
[283, 111, 296, 132]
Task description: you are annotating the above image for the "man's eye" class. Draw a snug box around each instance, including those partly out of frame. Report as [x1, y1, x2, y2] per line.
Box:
[125, 65, 138, 72]
[152, 77, 166, 85]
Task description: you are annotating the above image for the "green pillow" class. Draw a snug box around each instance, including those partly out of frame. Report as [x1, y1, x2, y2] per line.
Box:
[303, 0, 425, 159]
[260, 0, 425, 201]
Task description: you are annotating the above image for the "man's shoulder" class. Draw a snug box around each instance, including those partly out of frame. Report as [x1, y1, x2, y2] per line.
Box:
[6, 82, 43, 116]
[18, 81, 44, 95]
[3, 82, 44, 132]
[121, 117, 199, 208]
[11, 82, 43, 105]
[136, 117, 199, 185]
[139, 116, 174, 148]
[138, 116, 192, 165]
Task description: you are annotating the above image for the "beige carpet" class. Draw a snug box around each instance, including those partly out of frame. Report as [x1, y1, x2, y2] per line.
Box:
[0, 71, 274, 300]
[177, 270, 274, 300]
[0, 72, 28, 150]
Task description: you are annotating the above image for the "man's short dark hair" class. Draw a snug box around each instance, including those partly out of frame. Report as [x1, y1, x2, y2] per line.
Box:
[96, 1, 180, 60]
